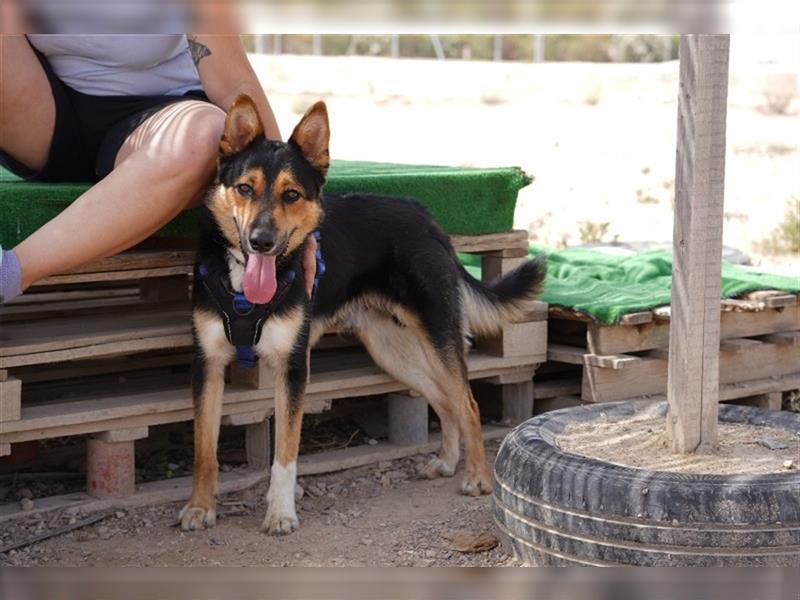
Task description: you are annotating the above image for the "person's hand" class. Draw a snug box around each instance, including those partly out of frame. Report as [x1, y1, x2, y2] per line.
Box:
[303, 235, 318, 299]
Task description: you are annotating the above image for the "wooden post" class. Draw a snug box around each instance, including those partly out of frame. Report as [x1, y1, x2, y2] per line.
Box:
[667, 35, 730, 454]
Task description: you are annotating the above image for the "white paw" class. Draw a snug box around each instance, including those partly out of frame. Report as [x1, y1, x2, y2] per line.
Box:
[459, 473, 492, 497]
[179, 503, 217, 531]
[419, 456, 456, 479]
[262, 508, 299, 535]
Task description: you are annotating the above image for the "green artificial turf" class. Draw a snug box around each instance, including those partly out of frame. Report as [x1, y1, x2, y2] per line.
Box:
[460, 246, 800, 325]
[0, 160, 531, 246]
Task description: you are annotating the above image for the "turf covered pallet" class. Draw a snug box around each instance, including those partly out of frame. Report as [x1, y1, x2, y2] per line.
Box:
[0, 161, 531, 246]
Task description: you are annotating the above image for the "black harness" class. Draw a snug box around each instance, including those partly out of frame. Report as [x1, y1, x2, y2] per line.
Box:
[198, 231, 325, 368]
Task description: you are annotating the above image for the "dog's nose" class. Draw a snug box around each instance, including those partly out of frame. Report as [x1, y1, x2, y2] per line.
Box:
[248, 228, 276, 253]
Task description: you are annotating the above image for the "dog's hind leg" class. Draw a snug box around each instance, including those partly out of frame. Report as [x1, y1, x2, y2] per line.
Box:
[448, 376, 492, 496]
[351, 309, 462, 479]
[181, 311, 233, 531]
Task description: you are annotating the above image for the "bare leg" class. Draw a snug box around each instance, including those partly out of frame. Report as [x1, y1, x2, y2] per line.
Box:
[12, 100, 225, 289]
[0, 35, 55, 171]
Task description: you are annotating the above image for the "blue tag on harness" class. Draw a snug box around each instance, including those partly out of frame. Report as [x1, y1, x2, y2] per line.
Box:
[233, 292, 253, 314]
[235, 345, 257, 369]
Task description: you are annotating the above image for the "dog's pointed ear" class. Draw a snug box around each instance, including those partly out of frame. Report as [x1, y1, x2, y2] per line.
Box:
[220, 95, 264, 156]
[290, 101, 330, 175]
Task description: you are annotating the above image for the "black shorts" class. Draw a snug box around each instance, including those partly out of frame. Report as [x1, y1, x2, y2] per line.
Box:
[0, 45, 211, 183]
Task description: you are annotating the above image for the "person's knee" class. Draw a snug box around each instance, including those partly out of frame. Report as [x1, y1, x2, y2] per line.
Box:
[159, 104, 226, 181]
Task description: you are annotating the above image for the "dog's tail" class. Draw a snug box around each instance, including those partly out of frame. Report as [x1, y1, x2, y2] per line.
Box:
[459, 256, 546, 336]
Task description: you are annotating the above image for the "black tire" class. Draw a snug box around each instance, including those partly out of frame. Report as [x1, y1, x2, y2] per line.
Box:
[493, 401, 800, 566]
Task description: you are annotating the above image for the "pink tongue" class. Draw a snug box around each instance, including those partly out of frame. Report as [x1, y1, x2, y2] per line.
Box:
[242, 254, 277, 304]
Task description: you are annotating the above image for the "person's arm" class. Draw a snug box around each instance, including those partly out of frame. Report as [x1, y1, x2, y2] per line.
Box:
[187, 34, 281, 141]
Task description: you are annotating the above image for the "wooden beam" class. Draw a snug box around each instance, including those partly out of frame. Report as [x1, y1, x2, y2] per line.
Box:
[667, 34, 730, 454]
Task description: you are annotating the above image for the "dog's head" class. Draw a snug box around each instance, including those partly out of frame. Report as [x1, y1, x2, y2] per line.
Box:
[209, 95, 329, 303]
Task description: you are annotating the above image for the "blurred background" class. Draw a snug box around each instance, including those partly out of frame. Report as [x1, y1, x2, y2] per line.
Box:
[239, 34, 799, 274]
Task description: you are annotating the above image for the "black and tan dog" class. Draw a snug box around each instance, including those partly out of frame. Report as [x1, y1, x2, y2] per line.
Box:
[180, 95, 545, 534]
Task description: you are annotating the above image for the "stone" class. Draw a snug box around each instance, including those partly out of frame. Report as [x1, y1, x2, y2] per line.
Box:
[758, 439, 788, 450]
[19, 498, 34, 511]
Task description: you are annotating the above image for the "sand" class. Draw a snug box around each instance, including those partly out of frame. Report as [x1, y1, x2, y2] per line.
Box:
[557, 412, 800, 475]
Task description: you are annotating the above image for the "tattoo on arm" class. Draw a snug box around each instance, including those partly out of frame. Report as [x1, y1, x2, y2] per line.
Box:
[187, 36, 212, 66]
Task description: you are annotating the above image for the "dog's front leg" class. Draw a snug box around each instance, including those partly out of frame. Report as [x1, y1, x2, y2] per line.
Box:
[262, 323, 310, 535]
[181, 312, 232, 531]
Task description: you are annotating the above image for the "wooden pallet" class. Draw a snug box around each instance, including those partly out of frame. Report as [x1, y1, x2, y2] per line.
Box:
[545, 330, 799, 406]
[549, 291, 799, 355]
[0, 230, 547, 497]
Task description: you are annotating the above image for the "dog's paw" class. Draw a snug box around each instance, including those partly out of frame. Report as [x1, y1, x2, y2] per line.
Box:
[459, 472, 492, 497]
[419, 456, 456, 479]
[179, 503, 217, 531]
[261, 509, 299, 536]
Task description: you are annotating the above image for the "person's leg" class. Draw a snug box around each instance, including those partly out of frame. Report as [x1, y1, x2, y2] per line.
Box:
[0, 35, 58, 301]
[13, 101, 225, 289]
[0, 35, 56, 172]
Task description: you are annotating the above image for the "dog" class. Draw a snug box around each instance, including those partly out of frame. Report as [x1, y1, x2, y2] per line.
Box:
[180, 94, 545, 534]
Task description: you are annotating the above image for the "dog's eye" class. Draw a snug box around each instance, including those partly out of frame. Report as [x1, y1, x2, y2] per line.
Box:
[236, 183, 254, 197]
[283, 189, 301, 203]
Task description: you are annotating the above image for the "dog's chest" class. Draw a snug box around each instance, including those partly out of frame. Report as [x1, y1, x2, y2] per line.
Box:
[227, 249, 245, 292]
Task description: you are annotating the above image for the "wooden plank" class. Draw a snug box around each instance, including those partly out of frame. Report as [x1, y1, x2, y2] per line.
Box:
[245, 420, 270, 471]
[588, 303, 800, 355]
[480, 255, 526, 282]
[230, 358, 275, 390]
[92, 426, 149, 443]
[719, 338, 764, 354]
[11, 352, 194, 384]
[667, 34, 730, 453]
[0, 420, 511, 522]
[2, 288, 138, 306]
[449, 230, 528, 254]
[0, 349, 543, 443]
[743, 290, 798, 309]
[25, 232, 530, 289]
[0, 334, 194, 369]
[584, 336, 796, 403]
[758, 331, 800, 347]
[548, 306, 595, 323]
[600, 374, 800, 405]
[139, 274, 190, 303]
[297, 425, 511, 476]
[732, 392, 783, 411]
[476, 320, 547, 358]
[721, 298, 764, 312]
[0, 469, 267, 523]
[617, 311, 653, 326]
[221, 411, 269, 426]
[0, 295, 144, 319]
[0, 377, 22, 423]
[37, 266, 192, 286]
[36, 251, 195, 277]
[583, 353, 642, 370]
[546, 344, 586, 365]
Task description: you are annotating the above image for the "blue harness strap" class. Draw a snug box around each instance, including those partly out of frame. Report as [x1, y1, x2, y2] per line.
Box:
[235, 345, 257, 369]
[199, 231, 325, 369]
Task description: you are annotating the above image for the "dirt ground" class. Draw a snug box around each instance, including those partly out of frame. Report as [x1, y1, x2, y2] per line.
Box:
[0, 440, 514, 567]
